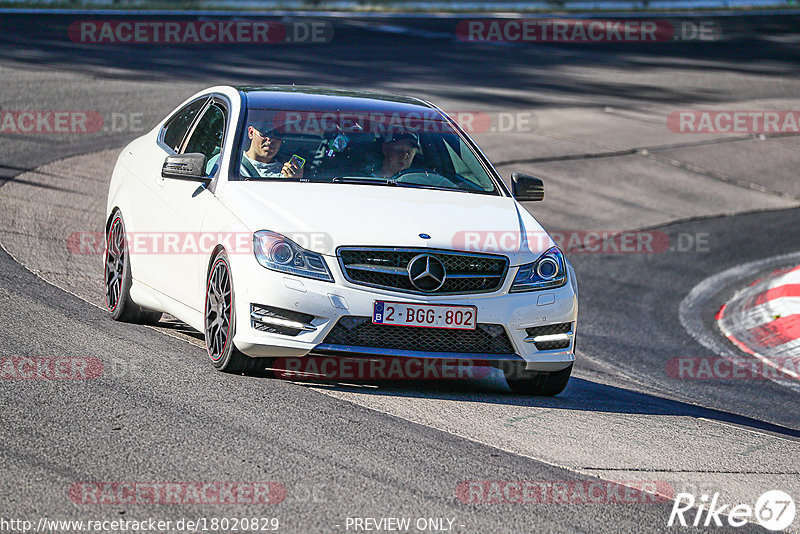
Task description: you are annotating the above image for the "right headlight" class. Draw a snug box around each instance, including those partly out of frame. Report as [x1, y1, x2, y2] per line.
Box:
[253, 230, 333, 282]
[509, 247, 567, 292]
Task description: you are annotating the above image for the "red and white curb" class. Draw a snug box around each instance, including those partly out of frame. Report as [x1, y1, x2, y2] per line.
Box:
[679, 252, 800, 391]
[716, 264, 800, 375]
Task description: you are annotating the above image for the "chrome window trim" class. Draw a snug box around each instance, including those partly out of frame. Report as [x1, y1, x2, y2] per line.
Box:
[157, 95, 210, 154]
[184, 97, 230, 168]
[202, 95, 233, 192]
[180, 98, 213, 153]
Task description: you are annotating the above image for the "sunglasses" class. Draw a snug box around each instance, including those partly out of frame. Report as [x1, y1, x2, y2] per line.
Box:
[253, 128, 283, 140]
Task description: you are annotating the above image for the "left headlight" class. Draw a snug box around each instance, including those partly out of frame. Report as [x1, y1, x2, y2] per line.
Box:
[253, 230, 333, 282]
[510, 247, 567, 292]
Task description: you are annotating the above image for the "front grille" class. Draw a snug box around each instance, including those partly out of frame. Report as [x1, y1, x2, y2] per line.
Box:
[322, 316, 515, 354]
[525, 322, 573, 350]
[338, 248, 508, 295]
[251, 304, 315, 337]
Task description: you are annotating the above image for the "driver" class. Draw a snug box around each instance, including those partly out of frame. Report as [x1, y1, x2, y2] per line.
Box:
[205, 122, 303, 179]
[370, 131, 421, 178]
[240, 123, 303, 179]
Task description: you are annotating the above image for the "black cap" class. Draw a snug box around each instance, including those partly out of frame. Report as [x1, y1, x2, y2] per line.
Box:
[250, 121, 285, 138]
[384, 131, 421, 150]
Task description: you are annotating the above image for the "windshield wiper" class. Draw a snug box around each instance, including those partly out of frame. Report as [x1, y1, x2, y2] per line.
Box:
[393, 181, 459, 192]
[330, 176, 471, 193]
[331, 177, 398, 186]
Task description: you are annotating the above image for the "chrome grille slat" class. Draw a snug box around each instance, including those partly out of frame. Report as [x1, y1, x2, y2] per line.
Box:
[445, 273, 503, 279]
[345, 264, 408, 275]
[338, 247, 508, 295]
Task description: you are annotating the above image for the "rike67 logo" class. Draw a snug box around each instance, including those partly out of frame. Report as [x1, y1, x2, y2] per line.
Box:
[668, 490, 795, 531]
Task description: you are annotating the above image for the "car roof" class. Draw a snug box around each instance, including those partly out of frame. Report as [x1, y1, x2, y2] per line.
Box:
[235, 85, 445, 117]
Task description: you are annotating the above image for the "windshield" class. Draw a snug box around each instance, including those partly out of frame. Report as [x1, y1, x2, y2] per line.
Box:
[230, 108, 501, 195]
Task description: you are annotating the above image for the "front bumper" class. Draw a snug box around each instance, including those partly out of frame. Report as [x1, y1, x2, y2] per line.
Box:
[230, 252, 577, 372]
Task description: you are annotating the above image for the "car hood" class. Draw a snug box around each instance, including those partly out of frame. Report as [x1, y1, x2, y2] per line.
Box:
[221, 182, 555, 265]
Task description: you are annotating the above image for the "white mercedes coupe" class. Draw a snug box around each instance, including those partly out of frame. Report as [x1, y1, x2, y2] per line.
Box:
[105, 85, 578, 395]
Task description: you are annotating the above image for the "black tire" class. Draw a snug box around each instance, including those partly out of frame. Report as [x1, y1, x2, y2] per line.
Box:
[503, 362, 573, 396]
[204, 251, 261, 374]
[104, 210, 163, 324]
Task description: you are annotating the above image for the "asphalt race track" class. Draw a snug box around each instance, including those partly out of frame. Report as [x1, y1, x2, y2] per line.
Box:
[1, 10, 800, 534]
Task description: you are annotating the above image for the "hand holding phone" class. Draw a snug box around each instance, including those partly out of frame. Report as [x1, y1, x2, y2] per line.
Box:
[282, 154, 305, 178]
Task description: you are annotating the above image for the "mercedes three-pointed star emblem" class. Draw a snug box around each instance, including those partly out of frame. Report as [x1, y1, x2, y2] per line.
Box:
[407, 254, 446, 292]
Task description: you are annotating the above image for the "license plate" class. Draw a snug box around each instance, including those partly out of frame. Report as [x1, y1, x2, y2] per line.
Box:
[372, 301, 477, 330]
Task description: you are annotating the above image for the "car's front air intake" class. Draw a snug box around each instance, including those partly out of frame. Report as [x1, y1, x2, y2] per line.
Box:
[525, 322, 573, 350]
[250, 304, 316, 336]
[338, 247, 508, 295]
[321, 316, 515, 354]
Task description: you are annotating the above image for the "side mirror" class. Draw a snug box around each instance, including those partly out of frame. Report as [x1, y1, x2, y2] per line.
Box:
[511, 173, 544, 202]
[162, 153, 209, 182]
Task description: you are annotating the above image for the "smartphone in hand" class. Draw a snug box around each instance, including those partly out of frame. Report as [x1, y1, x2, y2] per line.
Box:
[289, 154, 306, 169]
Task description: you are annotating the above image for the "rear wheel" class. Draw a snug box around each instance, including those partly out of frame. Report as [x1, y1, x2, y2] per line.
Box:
[503, 362, 572, 396]
[104, 210, 162, 324]
[204, 251, 261, 374]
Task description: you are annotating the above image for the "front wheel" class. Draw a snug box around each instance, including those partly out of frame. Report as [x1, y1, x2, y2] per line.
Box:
[204, 251, 260, 374]
[503, 362, 572, 396]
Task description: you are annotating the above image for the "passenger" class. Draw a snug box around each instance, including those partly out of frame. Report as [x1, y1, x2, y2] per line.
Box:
[370, 131, 421, 178]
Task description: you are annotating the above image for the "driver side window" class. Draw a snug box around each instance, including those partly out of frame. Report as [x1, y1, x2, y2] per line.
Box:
[184, 103, 227, 176]
[161, 98, 207, 153]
